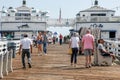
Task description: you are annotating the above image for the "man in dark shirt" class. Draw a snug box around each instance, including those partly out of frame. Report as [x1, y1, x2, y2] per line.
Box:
[59, 34, 63, 45]
[43, 31, 48, 55]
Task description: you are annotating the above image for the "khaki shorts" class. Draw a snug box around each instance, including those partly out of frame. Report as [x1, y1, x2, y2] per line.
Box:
[84, 49, 92, 56]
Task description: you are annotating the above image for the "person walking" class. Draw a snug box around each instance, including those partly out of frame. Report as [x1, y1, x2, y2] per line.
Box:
[82, 29, 94, 68]
[53, 36, 56, 44]
[42, 31, 48, 55]
[31, 34, 37, 47]
[59, 34, 63, 45]
[37, 32, 43, 55]
[19, 34, 32, 69]
[69, 32, 80, 67]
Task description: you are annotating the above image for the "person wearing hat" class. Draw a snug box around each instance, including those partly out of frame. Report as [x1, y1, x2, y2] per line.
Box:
[97, 39, 115, 61]
[19, 33, 32, 69]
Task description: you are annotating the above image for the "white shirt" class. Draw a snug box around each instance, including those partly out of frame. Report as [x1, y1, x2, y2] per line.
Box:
[20, 37, 32, 49]
[70, 37, 79, 48]
[97, 43, 106, 51]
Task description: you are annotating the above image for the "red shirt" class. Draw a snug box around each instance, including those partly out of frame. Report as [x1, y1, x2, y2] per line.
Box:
[59, 35, 63, 39]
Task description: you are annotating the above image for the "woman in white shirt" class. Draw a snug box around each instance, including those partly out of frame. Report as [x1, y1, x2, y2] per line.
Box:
[69, 32, 80, 67]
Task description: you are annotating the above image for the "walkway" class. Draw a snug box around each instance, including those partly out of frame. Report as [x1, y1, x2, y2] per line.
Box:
[2, 43, 120, 80]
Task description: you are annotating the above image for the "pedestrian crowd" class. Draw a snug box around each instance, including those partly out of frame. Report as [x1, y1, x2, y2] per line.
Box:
[69, 29, 115, 68]
[18, 29, 115, 69]
[19, 31, 65, 69]
[19, 31, 48, 69]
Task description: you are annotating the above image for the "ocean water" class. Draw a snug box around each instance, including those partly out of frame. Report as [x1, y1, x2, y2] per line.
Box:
[47, 26, 72, 37]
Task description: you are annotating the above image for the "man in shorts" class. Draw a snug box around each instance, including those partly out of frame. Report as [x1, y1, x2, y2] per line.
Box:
[82, 29, 94, 68]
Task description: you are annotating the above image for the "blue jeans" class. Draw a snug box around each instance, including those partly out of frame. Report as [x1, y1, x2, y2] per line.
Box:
[22, 49, 31, 67]
[43, 42, 47, 54]
[59, 39, 62, 45]
[71, 48, 78, 64]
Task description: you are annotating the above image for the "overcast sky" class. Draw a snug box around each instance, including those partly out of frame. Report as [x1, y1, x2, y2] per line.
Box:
[0, 0, 120, 36]
[0, 0, 120, 18]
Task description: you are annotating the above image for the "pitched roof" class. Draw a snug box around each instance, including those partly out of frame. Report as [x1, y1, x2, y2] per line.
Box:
[80, 6, 115, 12]
[16, 6, 31, 12]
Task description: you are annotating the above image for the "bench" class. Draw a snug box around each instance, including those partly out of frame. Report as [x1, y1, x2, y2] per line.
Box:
[94, 49, 112, 66]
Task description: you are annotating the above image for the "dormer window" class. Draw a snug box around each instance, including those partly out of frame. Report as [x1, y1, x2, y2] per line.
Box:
[8, 14, 10, 16]
[9, 7, 13, 9]
[23, 0, 26, 6]
[36, 14, 39, 17]
[94, 0, 98, 6]
[83, 14, 85, 17]
[91, 13, 106, 16]
[76, 13, 80, 17]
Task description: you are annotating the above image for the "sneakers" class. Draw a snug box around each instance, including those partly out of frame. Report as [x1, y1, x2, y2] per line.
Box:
[71, 63, 73, 66]
[38, 53, 42, 56]
[22, 66, 26, 69]
[28, 63, 32, 68]
[89, 64, 92, 68]
[38, 53, 41, 56]
[22, 63, 32, 69]
[85, 65, 89, 68]
[85, 64, 92, 68]
[74, 64, 77, 67]
[44, 53, 47, 55]
[70, 63, 77, 67]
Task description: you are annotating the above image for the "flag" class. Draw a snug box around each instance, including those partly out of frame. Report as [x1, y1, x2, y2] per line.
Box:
[59, 8, 61, 23]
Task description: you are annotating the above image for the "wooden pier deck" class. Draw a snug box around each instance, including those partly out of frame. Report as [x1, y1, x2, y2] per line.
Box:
[2, 43, 120, 80]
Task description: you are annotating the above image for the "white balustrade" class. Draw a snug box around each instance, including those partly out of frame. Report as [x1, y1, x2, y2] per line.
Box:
[0, 41, 8, 78]
[104, 40, 120, 57]
[0, 40, 20, 79]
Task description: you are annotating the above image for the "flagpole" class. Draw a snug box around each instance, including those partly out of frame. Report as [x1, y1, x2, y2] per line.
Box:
[59, 8, 61, 23]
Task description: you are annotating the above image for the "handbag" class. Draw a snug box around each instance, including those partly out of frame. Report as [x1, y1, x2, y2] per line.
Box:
[68, 48, 72, 54]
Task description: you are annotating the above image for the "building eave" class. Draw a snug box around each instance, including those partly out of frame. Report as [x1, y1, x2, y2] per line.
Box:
[80, 6, 115, 13]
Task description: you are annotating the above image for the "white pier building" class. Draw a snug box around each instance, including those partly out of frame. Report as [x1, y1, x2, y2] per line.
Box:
[1, 0, 120, 40]
[75, 0, 120, 40]
[0, 0, 49, 38]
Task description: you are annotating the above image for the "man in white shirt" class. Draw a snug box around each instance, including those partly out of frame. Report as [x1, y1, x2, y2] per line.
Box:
[19, 34, 32, 69]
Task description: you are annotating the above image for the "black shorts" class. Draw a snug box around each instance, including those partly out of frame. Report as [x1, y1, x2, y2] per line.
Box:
[102, 53, 110, 56]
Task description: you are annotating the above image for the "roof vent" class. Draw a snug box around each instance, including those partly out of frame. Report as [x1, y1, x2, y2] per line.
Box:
[94, 0, 98, 6]
[23, 0, 26, 6]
